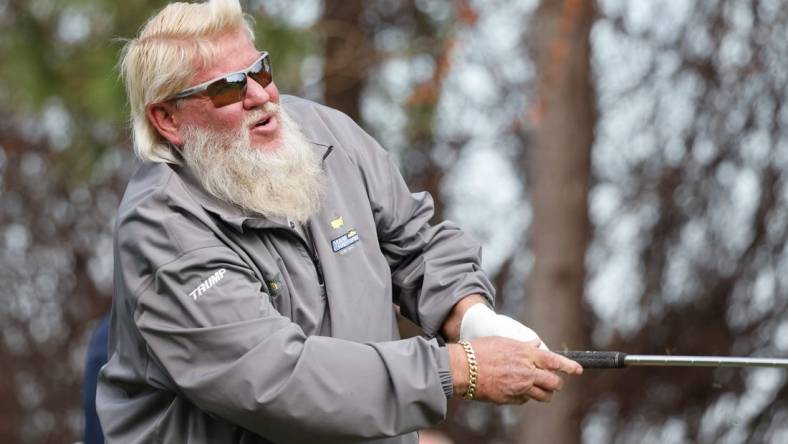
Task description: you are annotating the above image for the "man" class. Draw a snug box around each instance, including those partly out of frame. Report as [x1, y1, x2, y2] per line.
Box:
[97, 1, 583, 443]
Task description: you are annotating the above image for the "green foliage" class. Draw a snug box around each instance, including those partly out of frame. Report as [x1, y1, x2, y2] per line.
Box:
[0, 7, 58, 112]
[253, 21, 319, 94]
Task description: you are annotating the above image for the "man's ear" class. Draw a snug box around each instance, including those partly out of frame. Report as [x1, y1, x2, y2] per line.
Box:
[146, 102, 184, 146]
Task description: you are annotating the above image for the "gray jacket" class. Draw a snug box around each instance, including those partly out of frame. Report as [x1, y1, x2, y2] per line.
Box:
[97, 96, 495, 443]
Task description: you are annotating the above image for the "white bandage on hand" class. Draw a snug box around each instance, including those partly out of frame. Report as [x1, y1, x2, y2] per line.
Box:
[459, 303, 550, 350]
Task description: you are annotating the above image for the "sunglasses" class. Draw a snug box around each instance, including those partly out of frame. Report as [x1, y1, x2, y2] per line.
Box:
[169, 52, 272, 107]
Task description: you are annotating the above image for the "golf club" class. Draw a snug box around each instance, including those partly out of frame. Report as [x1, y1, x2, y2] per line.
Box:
[558, 351, 788, 369]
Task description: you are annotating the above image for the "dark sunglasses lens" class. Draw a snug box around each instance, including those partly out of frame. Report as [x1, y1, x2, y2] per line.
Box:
[206, 73, 246, 107]
[250, 71, 272, 88]
[249, 57, 273, 88]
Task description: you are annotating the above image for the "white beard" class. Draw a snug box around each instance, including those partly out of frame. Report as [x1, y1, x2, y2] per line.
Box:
[181, 103, 324, 223]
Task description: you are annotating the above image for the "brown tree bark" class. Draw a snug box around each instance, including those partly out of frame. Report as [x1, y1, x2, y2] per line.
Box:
[320, 0, 374, 121]
[518, 1, 596, 443]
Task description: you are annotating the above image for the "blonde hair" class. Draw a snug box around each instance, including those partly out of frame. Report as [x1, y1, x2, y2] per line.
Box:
[119, 0, 255, 164]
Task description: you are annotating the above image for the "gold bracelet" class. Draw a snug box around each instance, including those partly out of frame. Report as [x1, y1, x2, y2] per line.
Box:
[458, 340, 478, 400]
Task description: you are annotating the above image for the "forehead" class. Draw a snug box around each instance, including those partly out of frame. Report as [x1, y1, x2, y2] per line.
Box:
[192, 31, 260, 84]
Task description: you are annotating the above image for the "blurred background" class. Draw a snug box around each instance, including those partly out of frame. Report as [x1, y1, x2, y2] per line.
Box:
[1, 0, 787, 443]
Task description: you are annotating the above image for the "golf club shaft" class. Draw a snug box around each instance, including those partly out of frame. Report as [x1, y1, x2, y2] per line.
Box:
[559, 351, 788, 369]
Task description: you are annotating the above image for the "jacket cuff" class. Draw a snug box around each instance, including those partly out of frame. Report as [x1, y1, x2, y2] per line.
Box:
[437, 345, 454, 399]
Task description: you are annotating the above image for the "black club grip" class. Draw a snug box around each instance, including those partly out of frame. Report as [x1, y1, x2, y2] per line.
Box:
[559, 351, 627, 369]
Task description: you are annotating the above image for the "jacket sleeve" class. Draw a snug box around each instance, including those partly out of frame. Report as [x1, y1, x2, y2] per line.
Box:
[130, 228, 450, 443]
[331, 114, 496, 336]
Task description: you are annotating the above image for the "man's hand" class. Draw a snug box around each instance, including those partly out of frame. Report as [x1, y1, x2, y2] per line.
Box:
[449, 337, 582, 404]
[459, 303, 550, 350]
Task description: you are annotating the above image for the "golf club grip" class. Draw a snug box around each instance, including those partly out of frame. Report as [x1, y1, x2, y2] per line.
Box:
[559, 351, 627, 368]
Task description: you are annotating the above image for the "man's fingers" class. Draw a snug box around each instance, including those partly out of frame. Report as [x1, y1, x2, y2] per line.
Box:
[532, 367, 563, 392]
[524, 383, 554, 403]
[533, 349, 583, 375]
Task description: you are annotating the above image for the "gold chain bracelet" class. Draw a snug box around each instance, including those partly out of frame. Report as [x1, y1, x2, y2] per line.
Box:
[458, 340, 478, 400]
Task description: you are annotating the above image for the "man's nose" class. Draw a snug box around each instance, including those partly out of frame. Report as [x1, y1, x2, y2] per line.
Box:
[243, 76, 271, 109]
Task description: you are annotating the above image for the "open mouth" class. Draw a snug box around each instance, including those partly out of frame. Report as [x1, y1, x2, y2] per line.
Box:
[254, 115, 272, 128]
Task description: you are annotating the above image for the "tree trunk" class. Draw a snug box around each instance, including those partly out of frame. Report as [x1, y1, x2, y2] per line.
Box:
[320, 0, 374, 121]
[519, 1, 596, 443]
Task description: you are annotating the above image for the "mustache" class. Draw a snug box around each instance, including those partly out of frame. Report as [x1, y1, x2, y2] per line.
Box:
[243, 102, 280, 128]
[184, 102, 281, 145]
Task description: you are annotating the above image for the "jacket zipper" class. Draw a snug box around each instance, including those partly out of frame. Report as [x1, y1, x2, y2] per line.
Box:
[282, 221, 325, 289]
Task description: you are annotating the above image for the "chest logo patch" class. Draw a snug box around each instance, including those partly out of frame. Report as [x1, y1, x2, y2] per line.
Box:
[189, 268, 226, 301]
[330, 216, 345, 229]
[331, 229, 360, 253]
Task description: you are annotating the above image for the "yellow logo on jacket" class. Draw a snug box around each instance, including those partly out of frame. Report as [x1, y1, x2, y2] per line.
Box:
[330, 217, 345, 229]
[266, 273, 283, 298]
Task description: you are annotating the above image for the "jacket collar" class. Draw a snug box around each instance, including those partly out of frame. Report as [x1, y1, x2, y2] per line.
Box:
[174, 140, 333, 233]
